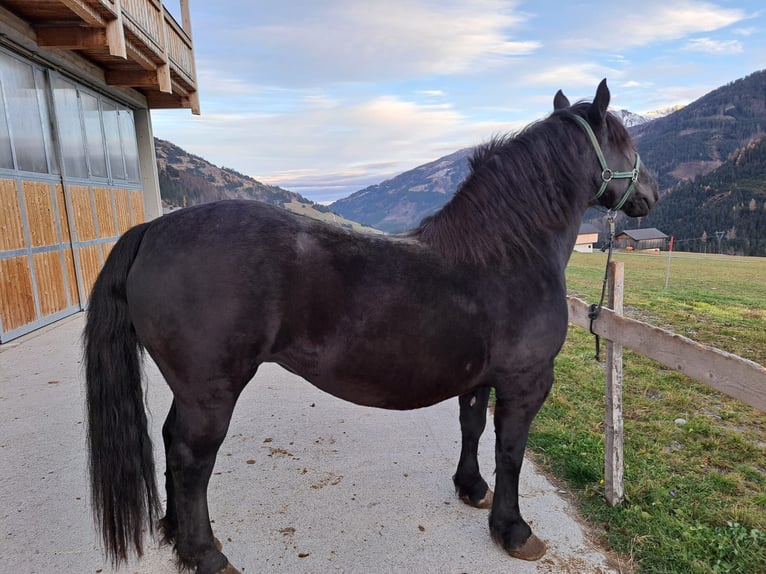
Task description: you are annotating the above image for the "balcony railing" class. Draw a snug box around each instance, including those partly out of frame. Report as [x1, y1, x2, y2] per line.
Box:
[0, 0, 199, 113]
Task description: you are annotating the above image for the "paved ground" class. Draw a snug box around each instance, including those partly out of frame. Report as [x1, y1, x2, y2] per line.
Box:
[0, 314, 620, 573]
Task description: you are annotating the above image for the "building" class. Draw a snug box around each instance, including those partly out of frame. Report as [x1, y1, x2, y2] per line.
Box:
[614, 228, 668, 251]
[575, 223, 600, 253]
[0, 0, 198, 342]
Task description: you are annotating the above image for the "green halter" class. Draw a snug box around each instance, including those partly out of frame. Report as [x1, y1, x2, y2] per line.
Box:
[572, 114, 641, 211]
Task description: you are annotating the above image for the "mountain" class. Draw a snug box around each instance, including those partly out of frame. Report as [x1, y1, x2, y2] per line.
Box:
[640, 136, 766, 256]
[157, 138, 298, 206]
[630, 70, 766, 192]
[330, 148, 473, 233]
[613, 106, 682, 128]
[331, 109, 656, 233]
[645, 105, 685, 120]
[155, 138, 379, 233]
[329, 70, 766, 254]
[613, 109, 649, 128]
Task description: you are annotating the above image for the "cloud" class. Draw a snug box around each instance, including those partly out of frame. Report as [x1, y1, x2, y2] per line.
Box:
[153, 93, 504, 200]
[522, 63, 620, 89]
[417, 90, 447, 97]
[205, 0, 540, 85]
[733, 26, 756, 36]
[636, 84, 716, 112]
[683, 37, 744, 54]
[561, 1, 747, 49]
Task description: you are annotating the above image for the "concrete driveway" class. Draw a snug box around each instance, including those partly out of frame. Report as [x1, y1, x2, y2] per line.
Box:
[0, 314, 620, 573]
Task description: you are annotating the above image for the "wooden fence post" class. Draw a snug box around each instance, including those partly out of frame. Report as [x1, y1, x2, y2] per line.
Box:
[604, 261, 625, 506]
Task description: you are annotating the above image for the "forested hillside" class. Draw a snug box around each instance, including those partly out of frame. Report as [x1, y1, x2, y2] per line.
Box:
[641, 137, 766, 256]
[155, 138, 379, 233]
[631, 70, 766, 191]
[156, 138, 313, 208]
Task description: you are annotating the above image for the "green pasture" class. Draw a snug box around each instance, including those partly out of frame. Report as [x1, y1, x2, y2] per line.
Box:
[528, 251, 766, 573]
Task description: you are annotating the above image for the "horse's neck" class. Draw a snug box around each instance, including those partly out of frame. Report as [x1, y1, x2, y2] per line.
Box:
[414, 136, 593, 268]
[547, 219, 584, 270]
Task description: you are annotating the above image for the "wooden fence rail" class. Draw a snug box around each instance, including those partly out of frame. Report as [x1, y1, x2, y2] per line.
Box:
[567, 293, 766, 413]
[565, 262, 766, 505]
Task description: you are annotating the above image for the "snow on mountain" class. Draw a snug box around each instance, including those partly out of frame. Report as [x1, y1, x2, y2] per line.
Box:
[612, 108, 650, 127]
[644, 105, 686, 120]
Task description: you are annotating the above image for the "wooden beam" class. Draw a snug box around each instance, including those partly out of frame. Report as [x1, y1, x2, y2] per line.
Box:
[188, 89, 200, 115]
[36, 27, 108, 50]
[144, 92, 188, 109]
[568, 296, 766, 413]
[157, 63, 171, 93]
[60, 0, 105, 26]
[180, 0, 193, 36]
[104, 70, 162, 87]
[105, 0, 127, 58]
[178, 0, 199, 114]
[125, 38, 158, 70]
[0, 4, 35, 39]
[158, 4, 171, 93]
[104, 67, 176, 95]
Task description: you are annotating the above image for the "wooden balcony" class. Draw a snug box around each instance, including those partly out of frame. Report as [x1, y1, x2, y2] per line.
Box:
[0, 0, 199, 113]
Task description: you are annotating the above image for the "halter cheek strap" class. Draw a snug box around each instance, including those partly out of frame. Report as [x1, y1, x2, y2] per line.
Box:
[572, 115, 641, 211]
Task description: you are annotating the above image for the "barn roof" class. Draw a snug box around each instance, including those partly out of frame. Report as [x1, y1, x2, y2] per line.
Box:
[616, 228, 668, 240]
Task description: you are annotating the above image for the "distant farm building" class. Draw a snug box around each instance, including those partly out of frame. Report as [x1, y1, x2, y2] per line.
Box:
[0, 1, 198, 342]
[615, 228, 668, 251]
[575, 223, 600, 253]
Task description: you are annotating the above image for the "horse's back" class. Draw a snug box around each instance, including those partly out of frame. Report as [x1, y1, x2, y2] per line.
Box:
[122, 200, 492, 406]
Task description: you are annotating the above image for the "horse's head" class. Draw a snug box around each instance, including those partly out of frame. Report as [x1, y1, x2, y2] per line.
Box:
[554, 79, 658, 218]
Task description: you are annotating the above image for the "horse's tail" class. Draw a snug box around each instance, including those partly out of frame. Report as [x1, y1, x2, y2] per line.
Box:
[84, 221, 160, 566]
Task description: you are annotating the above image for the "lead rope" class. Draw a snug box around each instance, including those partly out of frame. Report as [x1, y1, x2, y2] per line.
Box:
[588, 213, 615, 361]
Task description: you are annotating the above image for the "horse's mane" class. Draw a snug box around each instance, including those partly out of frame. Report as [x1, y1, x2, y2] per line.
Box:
[410, 104, 633, 266]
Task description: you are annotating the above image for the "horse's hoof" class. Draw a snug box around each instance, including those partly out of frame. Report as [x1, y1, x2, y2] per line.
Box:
[460, 489, 494, 509]
[508, 533, 546, 561]
[216, 564, 241, 574]
[214, 537, 223, 551]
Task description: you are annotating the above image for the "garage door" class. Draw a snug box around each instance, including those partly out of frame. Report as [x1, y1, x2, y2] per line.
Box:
[0, 48, 146, 342]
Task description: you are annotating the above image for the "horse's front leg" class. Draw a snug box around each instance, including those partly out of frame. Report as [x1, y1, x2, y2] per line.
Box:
[490, 369, 552, 561]
[453, 386, 493, 508]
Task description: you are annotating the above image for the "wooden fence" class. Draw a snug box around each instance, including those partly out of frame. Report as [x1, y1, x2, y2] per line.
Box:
[567, 262, 766, 505]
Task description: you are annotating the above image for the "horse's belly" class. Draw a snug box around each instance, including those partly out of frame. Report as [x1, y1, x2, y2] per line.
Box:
[273, 336, 487, 410]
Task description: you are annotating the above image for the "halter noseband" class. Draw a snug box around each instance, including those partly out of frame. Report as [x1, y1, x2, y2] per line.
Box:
[572, 114, 641, 211]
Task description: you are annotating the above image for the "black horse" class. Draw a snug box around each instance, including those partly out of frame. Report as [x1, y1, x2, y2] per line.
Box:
[85, 80, 657, 573]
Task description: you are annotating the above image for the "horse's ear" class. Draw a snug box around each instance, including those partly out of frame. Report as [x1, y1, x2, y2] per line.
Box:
[588, 78, 610, 126]
[553, 89, 570, 110]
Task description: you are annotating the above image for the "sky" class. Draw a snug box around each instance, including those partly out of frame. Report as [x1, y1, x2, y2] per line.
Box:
[153, 1, 765, 204]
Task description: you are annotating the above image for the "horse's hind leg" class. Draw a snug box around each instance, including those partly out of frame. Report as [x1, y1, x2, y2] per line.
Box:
[161, 400, 226, 558]
[165, 388, 242, 574]
[453, 386, 493, 508]
[160, 400, 179, 546]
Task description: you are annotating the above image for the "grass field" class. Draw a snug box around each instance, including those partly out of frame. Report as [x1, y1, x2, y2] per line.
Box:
[528, 251, 766, 573]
